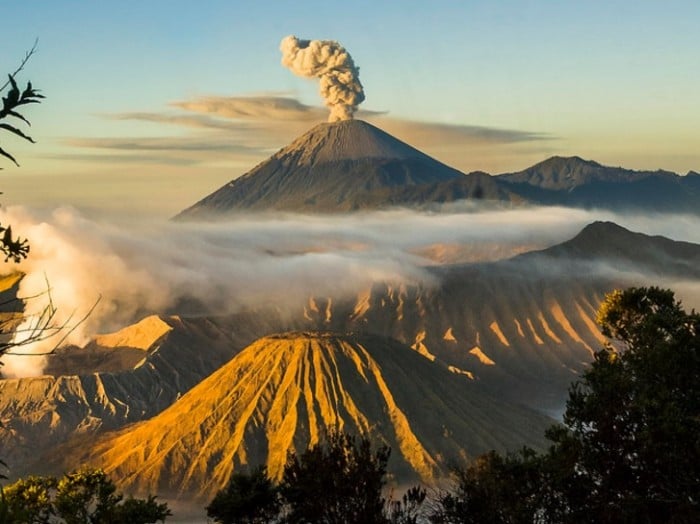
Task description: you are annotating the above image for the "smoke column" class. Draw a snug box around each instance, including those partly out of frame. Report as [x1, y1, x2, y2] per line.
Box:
[280, 35, 365, 122]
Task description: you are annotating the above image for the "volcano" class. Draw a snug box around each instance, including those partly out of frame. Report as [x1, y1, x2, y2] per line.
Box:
[176, 119, 517, 217]
[46, 331, 550, 501]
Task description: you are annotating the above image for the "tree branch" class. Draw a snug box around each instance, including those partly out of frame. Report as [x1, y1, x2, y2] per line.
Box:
[0, 39, 39, 92]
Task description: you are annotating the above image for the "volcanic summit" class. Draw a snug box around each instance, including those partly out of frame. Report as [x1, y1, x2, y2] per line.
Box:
[176, 119, 514, 217]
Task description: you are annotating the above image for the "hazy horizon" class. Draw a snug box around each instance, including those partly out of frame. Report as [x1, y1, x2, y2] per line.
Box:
[3, 1, 699, 216]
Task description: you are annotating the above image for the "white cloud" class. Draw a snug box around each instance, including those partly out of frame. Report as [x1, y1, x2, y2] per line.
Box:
[2, 204, 698, 378]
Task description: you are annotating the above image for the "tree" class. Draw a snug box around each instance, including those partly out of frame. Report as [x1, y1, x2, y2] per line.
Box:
[383, 485, 428, 524]
[206, 465, 280, 524]
[428, 448, 544, 524]
[0, 467, 170, 523]
[207, 432, 396, 524]
[544, 286, 700, 523]
[0, 41, 43, 264]
[0, 474, 56, 523]
[0, 43, 61, 370]
[280, 432, 390, 524]
[427, 287, 700, 523]
[0, 45, 97, 371]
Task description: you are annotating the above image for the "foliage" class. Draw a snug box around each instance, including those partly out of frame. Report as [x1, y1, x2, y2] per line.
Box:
[428, 286, 700, 523]
[208, 432, 416, 524]
[428, 448, 545, 524]
[0, 45, 91, 368]
[1, 474, 56, 523]
[545, 286, 700, 523]
[0, 41, 44, 169]
[110, 495, 173, 523]
[383, 485, 429, 524]
[280, 432, 390, 524]
[206, 465, 280, 524]
[1, 467, 170, 523]
[0, 41, 43, 264]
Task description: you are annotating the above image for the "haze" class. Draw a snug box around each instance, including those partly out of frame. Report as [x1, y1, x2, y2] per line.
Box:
[2, 2, 699, 219]
[3, 204, 699, 378]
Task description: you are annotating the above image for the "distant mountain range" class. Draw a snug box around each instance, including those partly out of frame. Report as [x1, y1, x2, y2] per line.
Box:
[176, 119, 519, 217]
[498, 156, 700, 213]
[175, 120, 699, 217]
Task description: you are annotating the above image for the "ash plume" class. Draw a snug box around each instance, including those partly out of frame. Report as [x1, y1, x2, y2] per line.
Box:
[280, 35, 365, 122]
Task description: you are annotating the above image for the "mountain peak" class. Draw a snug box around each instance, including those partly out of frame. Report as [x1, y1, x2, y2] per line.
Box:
[498, 156, 622, 190]
[176, 119, 468, 216]
[50, 330, 550, 500]
[530, 221, 700, 278]
[282, 119, 428, 164]
[537, 155, 602, 168]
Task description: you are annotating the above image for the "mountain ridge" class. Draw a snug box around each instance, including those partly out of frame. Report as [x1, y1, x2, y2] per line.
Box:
[3, 221, 700, 496]
[498, 156, 699, 213]
[513, 221, 700, 279]
[176, 119, 470, 217]
[44, 331, 552, 501]
[176, 121, 700, 214]
[497, 155, 678, 190]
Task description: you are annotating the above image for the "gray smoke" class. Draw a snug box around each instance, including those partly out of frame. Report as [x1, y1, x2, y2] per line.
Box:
[280, 35, 365, 122]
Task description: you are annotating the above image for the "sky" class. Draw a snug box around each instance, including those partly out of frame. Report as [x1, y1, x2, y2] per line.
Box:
[1, 1, 699, 218]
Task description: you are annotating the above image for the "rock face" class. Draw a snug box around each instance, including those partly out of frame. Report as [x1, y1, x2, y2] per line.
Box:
[175, 119, 508, 216]
[48, 332, 551, 501]
[0, 314, 264, 474]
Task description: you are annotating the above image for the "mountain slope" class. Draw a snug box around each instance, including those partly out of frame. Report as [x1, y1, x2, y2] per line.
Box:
[5, 222, 700, 491]
[294, 222, 700, 410]
[521, 221, 700, 278]
[176, 119, 476, 216]
[498, 156, 660, 190]
[49, 332, 551, 501]
[0, 314, 267, 474]
[498, 156, 700, 213]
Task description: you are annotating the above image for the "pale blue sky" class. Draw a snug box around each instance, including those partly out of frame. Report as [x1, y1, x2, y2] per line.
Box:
[2, 1, 699, 216]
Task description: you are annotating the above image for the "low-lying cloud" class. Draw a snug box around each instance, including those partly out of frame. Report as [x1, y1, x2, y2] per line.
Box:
[1, 205, 698, 378]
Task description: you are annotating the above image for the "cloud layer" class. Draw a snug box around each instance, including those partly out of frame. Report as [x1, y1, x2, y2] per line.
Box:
[2, 204, 699, 378]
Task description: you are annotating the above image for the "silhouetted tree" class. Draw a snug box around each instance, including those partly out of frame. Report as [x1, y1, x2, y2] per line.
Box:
[0, 44, 86, 370]
[280, 432, 390, 524]
[544, 286, 700, 523]
[207, 465, 280, 524]
[207, 433, 395, 524]
[429, 286, 700, 523]
[384, 485, 429, 524]
[0, 43, 56, 369]
[429, 448, 545, 524]
[0, 467, 170, 523]
[0, 41, 43, 264]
